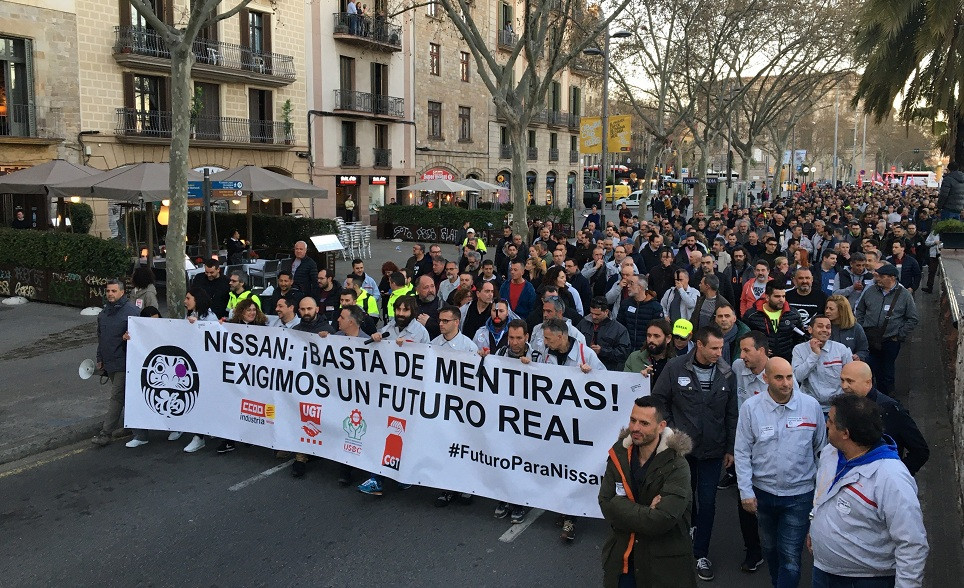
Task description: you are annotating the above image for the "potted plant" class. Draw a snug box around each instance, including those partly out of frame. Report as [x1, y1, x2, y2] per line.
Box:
[933, 218, 964, 249]
[281, 98, 294, 144]
[190, 87, 204, 139]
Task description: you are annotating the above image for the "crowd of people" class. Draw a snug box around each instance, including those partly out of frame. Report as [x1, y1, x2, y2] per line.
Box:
[91, 179, 950, 587]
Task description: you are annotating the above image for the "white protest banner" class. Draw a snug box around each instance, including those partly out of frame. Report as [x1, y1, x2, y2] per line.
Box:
[125, 319, 649, 516]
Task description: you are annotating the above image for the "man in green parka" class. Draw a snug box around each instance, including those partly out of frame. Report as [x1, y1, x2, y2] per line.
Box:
[599, 396, 698, 588]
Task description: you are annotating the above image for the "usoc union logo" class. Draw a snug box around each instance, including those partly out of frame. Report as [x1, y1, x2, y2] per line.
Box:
[141, 345, 200, 417]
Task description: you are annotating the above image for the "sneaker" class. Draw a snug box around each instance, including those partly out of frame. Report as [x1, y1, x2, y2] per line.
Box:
[167, 431, 183, 441]
[511, 506, 528, 524]
[560, 518, 576, 542]
[292, 460, 306, 478]
[397, 483, 413, 490]
[741, 553, 764, 573]
[458, 492, 474, 505]
[696, 557, 714, 581]
[357, 477, 383, 496]
[435, 491, 456, 507]
[125, 438, 149, 448]
[91, 433, 111, 447]
[494, 502, 510, 519]
[216, 441, 235, 454]
[717, 472, 737, 489]
[183, 435, 205, 453]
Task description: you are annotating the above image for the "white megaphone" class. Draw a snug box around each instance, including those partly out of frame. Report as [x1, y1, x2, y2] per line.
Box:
[79, 359, 97, 380]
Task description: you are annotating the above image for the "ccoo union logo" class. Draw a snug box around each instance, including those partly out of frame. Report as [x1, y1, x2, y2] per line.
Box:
[240, 399, 275, 425]
[141, 346, 199, 417]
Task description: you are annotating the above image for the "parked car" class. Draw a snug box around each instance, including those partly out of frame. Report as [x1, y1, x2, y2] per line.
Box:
[615, 189, 656, 208]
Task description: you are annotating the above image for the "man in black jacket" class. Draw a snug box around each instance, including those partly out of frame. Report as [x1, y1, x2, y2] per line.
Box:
[840, 361, 929, 475]
[693, 253, 736, 307]
[648, 247, 679, 300]
[938, 160, 964, 220]
[742, 281, 807, 361]
[651, 325, 738, 581]
[576, 297, 632, 371]
[192, 258, 231, 318]
[291, 241, 318, 299]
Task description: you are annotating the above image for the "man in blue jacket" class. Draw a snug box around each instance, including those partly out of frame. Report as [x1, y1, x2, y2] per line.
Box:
[92, 279, 142, 447]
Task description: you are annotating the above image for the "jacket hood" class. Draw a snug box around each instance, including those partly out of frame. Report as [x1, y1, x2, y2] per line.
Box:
[753, 297, 790, 312]
[618, 426, 693, 457]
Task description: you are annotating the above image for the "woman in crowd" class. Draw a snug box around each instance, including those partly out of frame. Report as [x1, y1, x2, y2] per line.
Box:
[825, 294, 869, 361]
[544, 265, 583, 316]
[178, 287, 216, 452]
[228, 297, 267, 326]
[526, 256, 546, 289]
[131, 266, 159, 311]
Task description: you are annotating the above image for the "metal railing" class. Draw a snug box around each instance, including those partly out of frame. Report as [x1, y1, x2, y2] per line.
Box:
[568, 112, 581, 130]
[498, 29, 517, 49]
[333, 89, 404, 118]
[531, 109, 547, 124]
[332, 13, 402, 50]
[341, 146, 360, 167]
[114, 27, 295, 79]
[547, 109, 568, 126]
[500, 144, 512, 159]
[549, 148, 559, 162]
[0, 103, 36, 138]
[527, 146, 538, 161]
[115, 108, 289, 144]
[570, 150, 580, 164]
[374, 148, 392, 168]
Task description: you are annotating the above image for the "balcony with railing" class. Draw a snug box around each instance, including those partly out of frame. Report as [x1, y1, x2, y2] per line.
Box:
[333, 90, 405, 118]
[570, 150, 580, 164]
[500, 144, 512, 159]
[527, 146, 538, 161]
[547, 109, 569, 127]
[568, 112, 581, 130]
[332, 13, 402, 52]
[113, 27, 296, 86]
[374, 148, 392, 168]
[114, 108, 292, 147]
[0, 103, 65, 142]
[341, 146, 360, 167]
[498, 29, 517, 50]
[549, 148, 559, 162]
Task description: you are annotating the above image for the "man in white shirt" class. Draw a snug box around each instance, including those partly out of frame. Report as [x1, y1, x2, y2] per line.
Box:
[273, 294, 301, 329]
[372, 296, 430, 344]
[431, 305, 478, 353]
[791, 315, 852, 413]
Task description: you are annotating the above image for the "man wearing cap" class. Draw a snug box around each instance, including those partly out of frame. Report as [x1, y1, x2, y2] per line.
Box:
[461, 228, 487, 255]
[652, 325, 737, 582]
[671, 319, 695, 357]
[855, 263, 919, 395]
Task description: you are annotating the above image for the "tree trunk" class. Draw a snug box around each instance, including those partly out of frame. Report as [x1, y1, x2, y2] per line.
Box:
[644, 148, 659, 195]
[166, 38, 193, 318]
[695, 146, 709, 213]
[509, 128, 528, 237]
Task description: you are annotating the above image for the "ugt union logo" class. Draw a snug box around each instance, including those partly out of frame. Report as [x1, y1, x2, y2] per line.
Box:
[141, 346, 200, 417]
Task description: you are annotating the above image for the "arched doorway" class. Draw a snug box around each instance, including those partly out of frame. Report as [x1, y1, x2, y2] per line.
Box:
[496, 170, 511, 205]
[526, 171, 537, 205]
[567, 171, 577, 209]
[545, 171, 557, 206]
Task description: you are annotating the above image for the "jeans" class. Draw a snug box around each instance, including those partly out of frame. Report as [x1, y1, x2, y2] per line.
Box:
[812, 568, 895, 588]
[866, 338, 901, 394]
[755, 487, 813, 588]
[686, 455, 723, 559]
[101, 371, 147, 441]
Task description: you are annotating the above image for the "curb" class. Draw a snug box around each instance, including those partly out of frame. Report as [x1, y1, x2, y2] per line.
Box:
[0, 416, 102, 466]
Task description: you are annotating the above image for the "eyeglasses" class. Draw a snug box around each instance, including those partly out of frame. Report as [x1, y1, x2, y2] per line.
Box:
[438, 318, 457, 323]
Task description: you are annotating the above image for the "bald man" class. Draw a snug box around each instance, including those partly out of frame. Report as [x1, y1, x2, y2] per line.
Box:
[840, 361, 929, 475]
[291, 240, 318, 298]
[735, 357, 827, 588]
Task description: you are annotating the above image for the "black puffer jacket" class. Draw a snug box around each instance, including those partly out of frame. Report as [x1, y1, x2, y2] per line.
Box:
[616, 297, 665, 350]
[938, 169, 964, 214]
[742, 298, 807, 360]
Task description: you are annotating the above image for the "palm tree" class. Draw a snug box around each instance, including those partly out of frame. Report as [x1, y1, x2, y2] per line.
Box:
[852, 0, 964, 162]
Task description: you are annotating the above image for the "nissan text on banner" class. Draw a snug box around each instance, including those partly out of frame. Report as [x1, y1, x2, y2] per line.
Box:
[125, 319, 649, 516]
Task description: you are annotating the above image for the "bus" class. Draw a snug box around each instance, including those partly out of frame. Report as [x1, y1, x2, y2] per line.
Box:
[885, 171, 938, 188]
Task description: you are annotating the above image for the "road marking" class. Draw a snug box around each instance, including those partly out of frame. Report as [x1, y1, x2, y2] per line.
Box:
[498, 508, 545, 543]
[0, 446, 90, 480]
[229, 459, 294, 492]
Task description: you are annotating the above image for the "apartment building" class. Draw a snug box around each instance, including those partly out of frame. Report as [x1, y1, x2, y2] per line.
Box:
[306, 0, 416, 224]
[0, 0, 308, 236]
[412, 0, 594, 209]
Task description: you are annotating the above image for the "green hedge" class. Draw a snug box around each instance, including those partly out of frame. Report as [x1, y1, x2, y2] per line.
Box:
[0, 227, 133, 276]
[380, 204, 574, 228]
[129, 211, 336, 248]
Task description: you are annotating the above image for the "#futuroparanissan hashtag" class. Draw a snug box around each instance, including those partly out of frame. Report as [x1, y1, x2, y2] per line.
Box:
[448, 443, 460, 457]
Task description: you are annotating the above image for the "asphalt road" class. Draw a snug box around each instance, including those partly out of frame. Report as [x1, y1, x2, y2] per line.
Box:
[0, 263, 959, 587]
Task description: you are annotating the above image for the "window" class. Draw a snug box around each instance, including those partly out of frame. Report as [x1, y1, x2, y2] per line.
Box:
[500, 126, 509, 146]
[570, 86, 581, 116]
[0, 36, 36, 137]
[427, 0, 438, 17]
[428, 101, 442, 139]
[458, 106, 471, 141]
[248, 88, 272, 143]
[570, 135, 577, 151]
[550, 82, 561, 111]
[249, 11, 264, 54]
[240, 9, 271, 72]
[340, 56, 355, 90]
[429, 43, 440, 76]
[460, 51, 470, 82]
[550, 133, 558, 150]
[121, 72, 169, 136]
[528, 129, 536, 148]
[371, 62, 387, 95]
[194, 82, 221, 140]
[342, 121, 358, 166]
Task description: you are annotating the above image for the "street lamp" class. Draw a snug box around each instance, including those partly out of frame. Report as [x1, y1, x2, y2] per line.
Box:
[584, 27, 631, 229]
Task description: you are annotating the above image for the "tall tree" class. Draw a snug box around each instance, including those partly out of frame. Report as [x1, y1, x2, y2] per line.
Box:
[128, 0, 254, 317]
[433, 0, 633, 234]
[852, 0, 964, 162]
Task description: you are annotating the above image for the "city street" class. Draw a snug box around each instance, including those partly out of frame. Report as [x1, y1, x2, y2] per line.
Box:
[0, 239, 961, 586]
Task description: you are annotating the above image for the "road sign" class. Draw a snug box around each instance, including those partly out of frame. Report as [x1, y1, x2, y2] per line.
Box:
[188, 181, 203, 198]
[212, 181, 243, 191]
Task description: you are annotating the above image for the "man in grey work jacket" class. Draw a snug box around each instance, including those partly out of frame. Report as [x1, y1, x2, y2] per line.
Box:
[735, 357, 826, 587]
[652, 324, 738, 582]
[855, 264, 919, 395]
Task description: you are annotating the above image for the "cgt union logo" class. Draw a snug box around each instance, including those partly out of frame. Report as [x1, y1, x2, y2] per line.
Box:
[300, 402, 323, 445]
[240, 399, 275, 425]
[342, 409, 367, 455]
[382, 416, 406, 470]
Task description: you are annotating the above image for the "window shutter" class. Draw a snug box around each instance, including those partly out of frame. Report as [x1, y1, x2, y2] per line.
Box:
[262, 13, 272, 54]
[239, 9, 250, 48]
[120, 1, 131, 28]
[164, 0, 174, 25]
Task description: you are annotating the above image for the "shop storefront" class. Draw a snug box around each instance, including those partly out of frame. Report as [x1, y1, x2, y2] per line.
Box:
[336, 174, 360, 221]
[545, 172, 556, 206]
